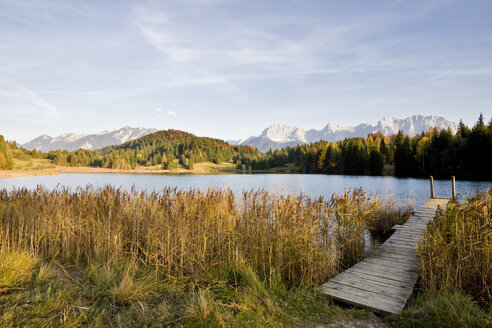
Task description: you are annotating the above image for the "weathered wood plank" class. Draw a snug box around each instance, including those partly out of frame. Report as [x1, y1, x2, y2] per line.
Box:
[345, 267, 418, 285]
[327, 274, 412, 296]
[324, 278, 410, 302]
[320, 283, 404, 314]
[339, 270, 414, 287]
[349, 261, 418, 276]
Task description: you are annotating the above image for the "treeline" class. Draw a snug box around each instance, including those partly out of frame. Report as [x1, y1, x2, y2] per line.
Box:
[394, 115, 492, 180]
[2, 115, 491, 180]
[252, 114, 492, 181]
[251, 133, 391, 175]
[25, 130, 262, 170]
[0, 135, 14, 169]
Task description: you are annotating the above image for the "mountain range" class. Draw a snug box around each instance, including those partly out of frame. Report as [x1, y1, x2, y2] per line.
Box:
[23, 126, 158, 152]
[237, 115, 457, 152]
[22, 115, 457, 153]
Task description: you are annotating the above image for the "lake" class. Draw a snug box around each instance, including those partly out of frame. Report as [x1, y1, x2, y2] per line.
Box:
[0, 173, 490, 208]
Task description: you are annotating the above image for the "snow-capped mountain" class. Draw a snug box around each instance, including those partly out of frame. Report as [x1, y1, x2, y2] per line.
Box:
[241, 115, 458, 152]
[23, 126, 158, 152]
[226, 139, 243, 145]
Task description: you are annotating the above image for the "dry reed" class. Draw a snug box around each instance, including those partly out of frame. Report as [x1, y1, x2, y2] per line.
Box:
[366, 197, 413, 242]
[0, 186, 379, 286]
[417, 188, 492, 306]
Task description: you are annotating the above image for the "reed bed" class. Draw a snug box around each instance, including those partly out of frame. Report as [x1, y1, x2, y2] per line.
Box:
[417, 188, 492, 306]
[0, 186, 380, 286]
[366, 197, 413, 242]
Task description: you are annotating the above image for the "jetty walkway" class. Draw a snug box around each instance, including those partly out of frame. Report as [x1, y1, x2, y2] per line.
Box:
[320, 197, 450, 314]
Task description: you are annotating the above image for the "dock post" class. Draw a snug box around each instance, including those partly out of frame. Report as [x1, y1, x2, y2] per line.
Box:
[430, 176, 434, 198]
[452, 176, 456, 201]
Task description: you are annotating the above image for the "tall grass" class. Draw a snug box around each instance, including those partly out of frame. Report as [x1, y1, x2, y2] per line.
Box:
[417, 189, 492, 306]
[366, 197, 413, 242]
[0, 186, 380, 286]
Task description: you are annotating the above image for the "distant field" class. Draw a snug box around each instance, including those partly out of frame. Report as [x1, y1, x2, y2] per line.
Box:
[0, 161, 240, 178]
[12, 158, 55, 170]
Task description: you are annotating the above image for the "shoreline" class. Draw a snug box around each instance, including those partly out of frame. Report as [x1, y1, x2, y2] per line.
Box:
[0, 166, 244, 179]
[0, 164, 300, 179]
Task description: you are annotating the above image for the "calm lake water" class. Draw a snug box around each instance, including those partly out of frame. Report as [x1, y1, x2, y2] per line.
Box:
[0, 173, 490, 208]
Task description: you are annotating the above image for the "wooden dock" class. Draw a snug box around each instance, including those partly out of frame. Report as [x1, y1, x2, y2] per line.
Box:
[320, 197, 450, 314]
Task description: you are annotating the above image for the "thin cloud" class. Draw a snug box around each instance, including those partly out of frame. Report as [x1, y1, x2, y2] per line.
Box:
[167, 110, 177, 116]
[133, 6, 198, 61]
[427, 58, 482, 82]
[0, 82, 58, 117]
[156, 108, 163, 112]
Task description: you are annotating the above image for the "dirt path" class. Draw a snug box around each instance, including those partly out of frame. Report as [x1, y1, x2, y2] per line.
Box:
[318, 315, 388, 328]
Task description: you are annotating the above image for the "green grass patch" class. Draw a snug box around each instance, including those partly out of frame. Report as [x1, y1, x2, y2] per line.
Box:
[388, 291, 491, 328]
[12, 158, 54, 170]
[0, 250, 38, 290]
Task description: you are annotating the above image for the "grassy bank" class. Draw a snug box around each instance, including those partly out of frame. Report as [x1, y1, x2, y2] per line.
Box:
[2, 186, 490, 326]
[0, 252, 382, 327]
[0, 187, 405, 326]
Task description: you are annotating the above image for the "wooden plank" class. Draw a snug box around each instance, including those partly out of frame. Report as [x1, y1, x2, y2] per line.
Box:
[346, 267, 418, 285]
[320, 282, 404, 314]
[324, 277, 410, 301]
[386, 235, 420, 243]
[370, 248, 415, 256]
[325, 276, 412, 298]
[362, 258, 419, 271]
[350, 261, 418, 276]
[377, 253, 418, 263]
[339, 270, 414, 287]
[363, 255, 418, 267]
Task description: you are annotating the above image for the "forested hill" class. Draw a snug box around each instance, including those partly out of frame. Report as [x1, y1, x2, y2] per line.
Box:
[98, 129, 260, 169]
[39, 129, 261, 169]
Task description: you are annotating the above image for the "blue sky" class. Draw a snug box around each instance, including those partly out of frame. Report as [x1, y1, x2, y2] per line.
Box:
[1, 0, 491, 143]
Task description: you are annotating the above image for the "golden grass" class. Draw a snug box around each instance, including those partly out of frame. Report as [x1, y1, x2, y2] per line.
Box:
[110, 266, 159, 305]
[0, 186, 379, 286]
[418, 189, 492, 306]
[0, 250, 38, 290]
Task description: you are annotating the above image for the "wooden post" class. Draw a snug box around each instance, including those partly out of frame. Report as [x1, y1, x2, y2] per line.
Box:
[452, 176, 456, 200]
[430, 176, 434, 198]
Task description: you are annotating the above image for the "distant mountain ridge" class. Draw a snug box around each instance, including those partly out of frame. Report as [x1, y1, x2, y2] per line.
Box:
[23, 126, 158, 152]
[240, 115, 458, 152]
[23, 115, 458, 153]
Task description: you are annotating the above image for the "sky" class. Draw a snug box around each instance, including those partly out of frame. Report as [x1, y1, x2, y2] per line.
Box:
[1, 0, 491, 143]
